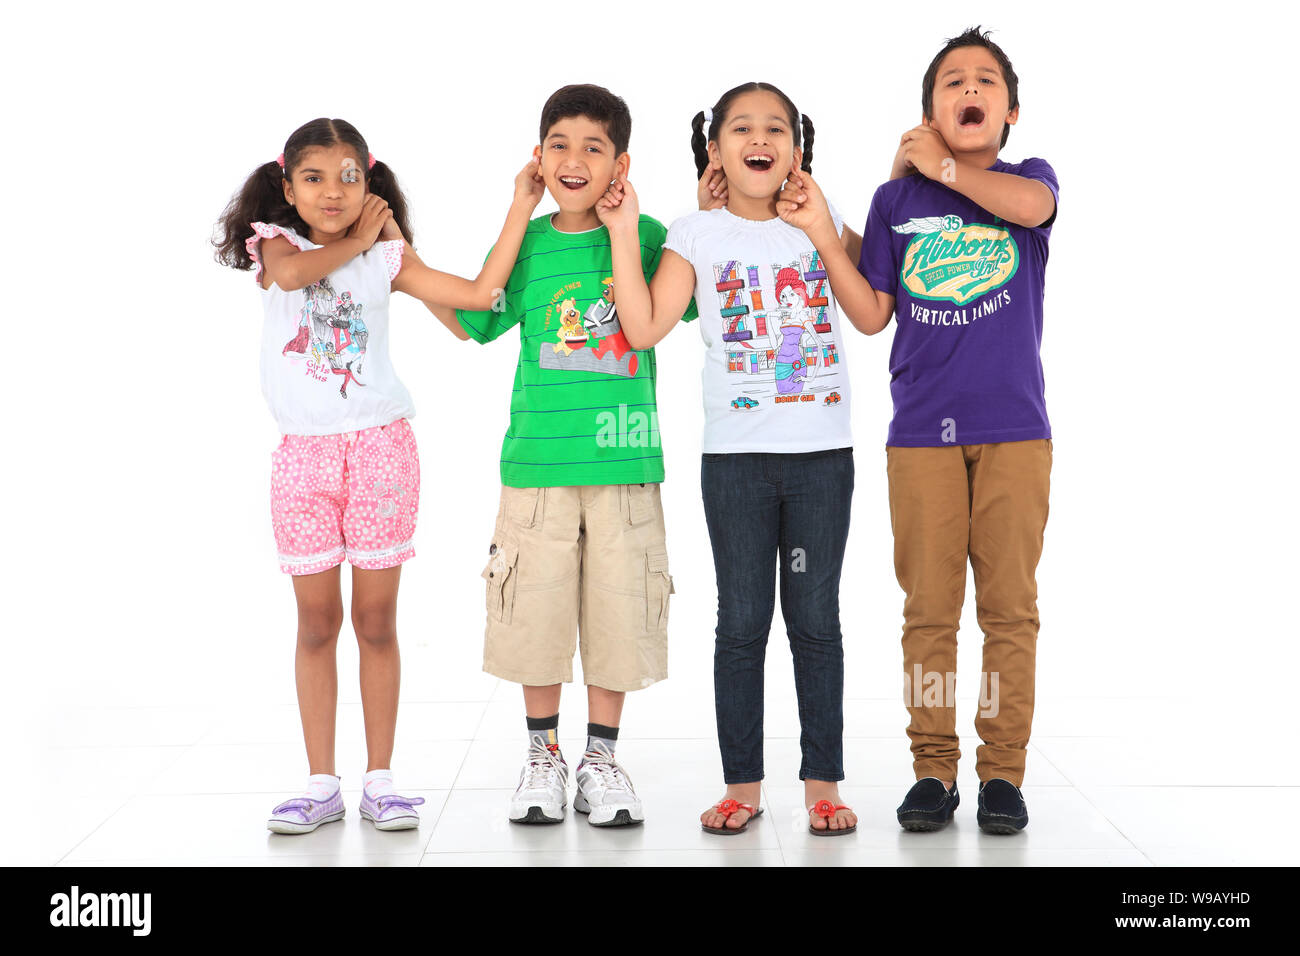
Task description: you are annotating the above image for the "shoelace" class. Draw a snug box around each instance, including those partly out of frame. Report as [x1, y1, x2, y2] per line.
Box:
[579, 741, 633, 793]
[522, 740, 568, 790]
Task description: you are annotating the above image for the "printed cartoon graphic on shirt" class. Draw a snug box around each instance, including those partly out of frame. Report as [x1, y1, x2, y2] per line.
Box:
[893, 214, 1019, 305]
[538, 276, 638, 377]
[282, 275, 370, 398]
[712, 254, 842, 410]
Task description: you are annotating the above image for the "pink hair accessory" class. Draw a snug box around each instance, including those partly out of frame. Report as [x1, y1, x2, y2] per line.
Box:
[276, 153, 285, 168]
[367, 152, 376, 170]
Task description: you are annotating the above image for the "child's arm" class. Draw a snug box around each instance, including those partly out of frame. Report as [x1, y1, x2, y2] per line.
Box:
[777, 168, 895, 335]
[697, 160, 728, 211]
[841, 226, 863, 271]
[597, 176, 696, 350]
[260, 195, 391, 291]
[421, 301, 469, 340]
[897, 124, 1056, 227]
[401, 246, 470, 340]
[888, 129, 921, 182]
[390, 161, 543, 312]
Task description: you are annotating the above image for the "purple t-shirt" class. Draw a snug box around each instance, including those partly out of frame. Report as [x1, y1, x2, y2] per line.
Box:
[858, 157, 1058, 447]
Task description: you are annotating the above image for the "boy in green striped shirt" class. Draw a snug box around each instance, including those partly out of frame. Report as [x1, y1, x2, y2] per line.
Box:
[453, 85, 696, 827]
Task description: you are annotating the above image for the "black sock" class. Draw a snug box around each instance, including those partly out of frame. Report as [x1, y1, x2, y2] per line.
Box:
[583, 722, 619, 760]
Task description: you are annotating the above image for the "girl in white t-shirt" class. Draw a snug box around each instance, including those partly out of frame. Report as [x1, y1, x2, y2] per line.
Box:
[598, 84, 868, 837]
[215, 117, 542, 834]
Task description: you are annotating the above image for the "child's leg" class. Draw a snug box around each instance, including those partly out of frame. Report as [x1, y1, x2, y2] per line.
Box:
[523, 684, 562, 719]
[351, 565, 402, 772]
[886, 445, 972, 786]
[700, 458, 780, 786]
[695, 457, 780, 828]
[337, 418, 420, 774]
[776, 448, 855, 831]
[968, 439, 1052, 787]
[486, 486, 581, 824]
[587, 685, 624, 727]
[292, 565, 345, 775]
[571, 483, 671, 827]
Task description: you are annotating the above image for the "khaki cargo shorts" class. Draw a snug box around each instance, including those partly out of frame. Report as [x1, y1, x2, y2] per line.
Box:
[480, 483, 675, 691]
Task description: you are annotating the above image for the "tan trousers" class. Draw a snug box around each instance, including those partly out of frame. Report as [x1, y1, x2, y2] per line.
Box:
[886, 439, 1052, 787]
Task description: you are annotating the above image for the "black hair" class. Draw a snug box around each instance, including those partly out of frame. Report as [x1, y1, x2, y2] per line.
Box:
[538, 84, 632, 155]
[213, 117, 414, 272]
[690, 82, 814, 180]
[921, 26, 1020, 149]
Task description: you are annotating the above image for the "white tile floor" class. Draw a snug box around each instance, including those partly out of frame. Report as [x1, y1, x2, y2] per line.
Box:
[37, 643, 1300, 867]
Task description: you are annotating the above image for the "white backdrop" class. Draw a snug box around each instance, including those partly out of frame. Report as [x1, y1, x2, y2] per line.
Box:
[7, 0, 1298, 863]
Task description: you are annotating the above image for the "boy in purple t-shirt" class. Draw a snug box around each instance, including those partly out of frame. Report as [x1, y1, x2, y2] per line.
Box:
[778, 26, 1056, 833]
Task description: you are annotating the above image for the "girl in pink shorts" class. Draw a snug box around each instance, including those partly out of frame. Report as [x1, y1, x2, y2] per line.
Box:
[215, 116, 542, 832]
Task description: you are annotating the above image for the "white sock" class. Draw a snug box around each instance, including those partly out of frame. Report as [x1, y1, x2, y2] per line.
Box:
[363, 769, 396, 799]
[305, 773, 340, 800]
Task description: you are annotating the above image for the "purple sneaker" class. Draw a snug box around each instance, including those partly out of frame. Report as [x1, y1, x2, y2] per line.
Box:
[267, 790, 345, 834]
[360, 791, 426, 831]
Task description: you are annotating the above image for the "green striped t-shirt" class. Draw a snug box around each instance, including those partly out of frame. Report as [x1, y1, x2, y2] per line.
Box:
[457, 213, 697, 488]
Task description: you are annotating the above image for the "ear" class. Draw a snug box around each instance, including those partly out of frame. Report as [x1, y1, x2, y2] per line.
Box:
[1005, 104, 1020, 127]
[532, 144, 543, 167]
[282, 176, 294, 205]
[921, 113, 933, 128]
[706, 139, 722, 170]
[615, 152, 630, 181]
[791, 146, 803, 173]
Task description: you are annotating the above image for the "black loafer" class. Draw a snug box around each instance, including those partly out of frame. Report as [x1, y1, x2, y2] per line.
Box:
[896, 777, 960, 831]
[976, 779, 1028, 834]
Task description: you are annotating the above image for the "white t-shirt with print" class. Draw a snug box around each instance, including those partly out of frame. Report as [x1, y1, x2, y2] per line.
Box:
[664, 206, 853, 454]
[247, 222, 414, 436]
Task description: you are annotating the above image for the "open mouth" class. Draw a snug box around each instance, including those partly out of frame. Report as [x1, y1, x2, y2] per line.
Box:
[558, 175, 588, 191]
[744, 152, 775, 172]
[322, 207, 343, 215]
[958, 105, 986, 128]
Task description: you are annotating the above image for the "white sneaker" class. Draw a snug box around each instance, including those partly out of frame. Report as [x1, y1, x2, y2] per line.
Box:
[574, 742, 644, 827]
[509, 739, 569, 824]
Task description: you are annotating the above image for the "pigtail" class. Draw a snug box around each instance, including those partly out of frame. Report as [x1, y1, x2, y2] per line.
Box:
[800, 114, 815, 173]
[213, 160, 309, 272]
[690, 110, 711, 179]
[366, 160, 415, 247]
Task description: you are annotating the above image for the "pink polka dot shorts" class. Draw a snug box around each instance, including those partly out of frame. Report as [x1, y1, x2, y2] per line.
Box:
[270, 418, 420, 575]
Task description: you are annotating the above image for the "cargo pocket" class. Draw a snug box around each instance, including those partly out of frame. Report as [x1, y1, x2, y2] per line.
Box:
[645, 545, 675, 632]
[482, 538, 521, 625]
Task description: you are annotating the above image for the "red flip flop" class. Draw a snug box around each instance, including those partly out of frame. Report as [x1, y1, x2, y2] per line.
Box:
[808, 799, 857, 836]
[701, 798, 763, 835]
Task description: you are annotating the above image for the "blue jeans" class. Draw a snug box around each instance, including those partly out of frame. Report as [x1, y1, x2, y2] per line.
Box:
[701, 447, 854, 783]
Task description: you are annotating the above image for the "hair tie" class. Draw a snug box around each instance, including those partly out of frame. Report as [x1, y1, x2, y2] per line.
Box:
[703, 108, 713, 126]
[367, 152, 376, 170]
[276, 153, 285, 169]
[797, 112, 804, 128]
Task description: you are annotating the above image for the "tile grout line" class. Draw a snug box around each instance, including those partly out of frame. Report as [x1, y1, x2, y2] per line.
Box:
[53, 796, 136, 867]
[763, 781, 789, 866]
[1030, 744, 1157, 866]
[418, 681, 501, 858]
[53, 739, 197, 866]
